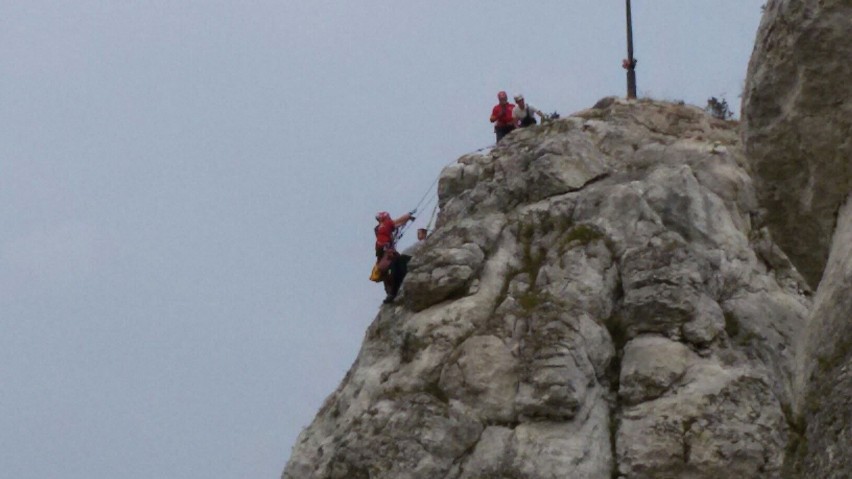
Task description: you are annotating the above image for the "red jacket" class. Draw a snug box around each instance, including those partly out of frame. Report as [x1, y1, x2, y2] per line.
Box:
[491, 103, 515, 127]
[375, 218, 396, 248]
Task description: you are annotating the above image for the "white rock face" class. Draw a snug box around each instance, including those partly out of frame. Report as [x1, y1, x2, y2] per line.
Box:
[796, 194, 852, 477]
[742, 1, 852, 476]
[741, 0, 852, 287]
[282, 99, 810, 479]
[619, 336, 692, 406]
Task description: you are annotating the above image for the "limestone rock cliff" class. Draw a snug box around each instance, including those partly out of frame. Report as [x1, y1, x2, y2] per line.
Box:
[795, 199, 852, 478]
[742, 0, 852, 288]
[283, 99, 812, 479]
[742, 1, 852, 477]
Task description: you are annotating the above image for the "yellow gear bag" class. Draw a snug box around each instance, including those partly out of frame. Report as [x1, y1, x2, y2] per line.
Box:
[369, 262, 382, 282]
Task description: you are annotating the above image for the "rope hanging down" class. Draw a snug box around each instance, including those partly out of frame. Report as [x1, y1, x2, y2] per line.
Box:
[411, 171, 441, 214]
[425, 201, 439, 231]
[396, 144, 494, 239]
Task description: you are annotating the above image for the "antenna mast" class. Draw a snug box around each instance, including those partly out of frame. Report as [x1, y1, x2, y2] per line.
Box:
[624, 0, 638, 99]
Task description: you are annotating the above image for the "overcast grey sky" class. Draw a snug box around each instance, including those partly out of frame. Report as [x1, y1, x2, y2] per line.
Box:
[1, 2, 764, 478]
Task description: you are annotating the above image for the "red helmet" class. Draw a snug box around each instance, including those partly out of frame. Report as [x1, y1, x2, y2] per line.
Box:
[497, 91, 508, 100]
[375, 211, 390, 221]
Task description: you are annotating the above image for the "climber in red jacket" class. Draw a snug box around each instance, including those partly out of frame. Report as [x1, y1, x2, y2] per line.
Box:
[490, 90, 516, 143]
[374, 211, 415, 303]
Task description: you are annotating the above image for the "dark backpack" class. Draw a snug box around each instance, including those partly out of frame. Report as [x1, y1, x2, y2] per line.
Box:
[520, 107, 536, 127]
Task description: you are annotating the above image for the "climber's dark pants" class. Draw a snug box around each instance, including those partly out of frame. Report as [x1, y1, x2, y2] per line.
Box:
[495, 125, 516, 143]
[384, 254, 411, 297]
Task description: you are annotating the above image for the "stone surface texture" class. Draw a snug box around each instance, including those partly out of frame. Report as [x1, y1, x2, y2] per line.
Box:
[742, 1, 852, 477]
[741, 0, 852, 288]
[793, 195, 852, 478]
[282, 99, 812, 479]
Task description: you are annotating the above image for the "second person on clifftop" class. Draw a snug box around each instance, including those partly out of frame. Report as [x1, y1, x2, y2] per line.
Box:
[512, 94, 546, 128]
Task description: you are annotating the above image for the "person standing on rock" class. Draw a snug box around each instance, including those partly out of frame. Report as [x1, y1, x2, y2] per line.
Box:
[374, 211, 415, 304]
[512, 94, 546, 128]
[490, 91, 516, 143]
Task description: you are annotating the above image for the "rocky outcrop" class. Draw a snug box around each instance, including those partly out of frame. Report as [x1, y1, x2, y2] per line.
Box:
[742, 2, 852, 477]
[793, 195, 852, 478]
[282, 99, 811, 479]
[741, 0, 852, 288]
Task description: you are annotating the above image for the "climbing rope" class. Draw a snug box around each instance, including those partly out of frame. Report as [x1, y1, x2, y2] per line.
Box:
[410, 172, 441, 215]
[425, 200, 439, 231]
[393, 143, 496, 240]
[407, 144, 492, 211]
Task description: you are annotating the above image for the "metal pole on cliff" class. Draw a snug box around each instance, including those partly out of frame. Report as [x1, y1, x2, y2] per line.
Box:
[624, 0, 638, 99]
